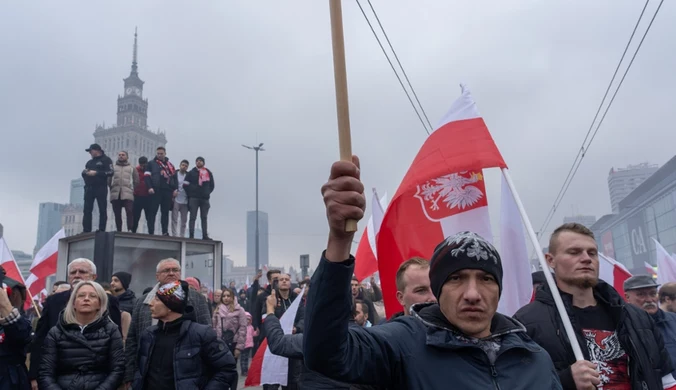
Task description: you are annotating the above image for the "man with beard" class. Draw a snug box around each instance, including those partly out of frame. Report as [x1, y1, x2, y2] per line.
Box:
[144, 147, 176, 236]
[514, 223, 676, 390]
[109, 151, 139, 232]
[625, 275, 676, 377]
[111, 271, 137, 314]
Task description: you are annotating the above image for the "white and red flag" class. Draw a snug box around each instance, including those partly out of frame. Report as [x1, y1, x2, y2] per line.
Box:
[598, 253, 632, 297]
[25, 228, 64, 300]
[654, 238, 676, 285]
[0, 237, 25, 286]
[245, 287, 305, 387]
[376, 85, 508, 317]
[354, 189, 388, 281]
[645, 261, 658, 278]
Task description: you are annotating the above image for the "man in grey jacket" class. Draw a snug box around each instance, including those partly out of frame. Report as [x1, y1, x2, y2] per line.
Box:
[123, 258, 211, 387]
[109, 151, 139, 232]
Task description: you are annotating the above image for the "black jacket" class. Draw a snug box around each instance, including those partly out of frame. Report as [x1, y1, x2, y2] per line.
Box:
[133, 307, 238, 390]
[144, 157, 177, 192]
[255, 287, 304, 336]
[514, 280, 674, 390]
[0, 310, 32, 390]
[38, 312, 125, 390]
[304, 254, 561, 389]
[82, 154, 114, 187]
[183, 167, 215, 200]
[117, 290, 137, 314]
[29, 289, 122, 380]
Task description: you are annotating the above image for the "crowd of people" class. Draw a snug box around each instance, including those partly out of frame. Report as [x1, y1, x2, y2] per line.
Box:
[82, 143, 215, 239]
[3, 156, 676, 389]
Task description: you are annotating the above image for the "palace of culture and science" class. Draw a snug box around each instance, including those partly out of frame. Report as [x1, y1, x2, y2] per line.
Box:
[61, 30, 167, 236]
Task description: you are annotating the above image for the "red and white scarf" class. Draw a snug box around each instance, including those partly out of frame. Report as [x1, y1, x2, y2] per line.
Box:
[157, 158, 176, 183]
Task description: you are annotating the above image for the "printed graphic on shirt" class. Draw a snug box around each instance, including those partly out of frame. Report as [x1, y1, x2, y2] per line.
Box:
[582, 328, 630, 390]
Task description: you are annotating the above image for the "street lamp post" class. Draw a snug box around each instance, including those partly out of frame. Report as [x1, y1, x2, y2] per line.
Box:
[242, 143, 265, 272]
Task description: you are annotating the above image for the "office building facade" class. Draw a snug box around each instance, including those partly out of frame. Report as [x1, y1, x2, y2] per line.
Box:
[608, 163, 659, 213]
[35, 202, 65, 255]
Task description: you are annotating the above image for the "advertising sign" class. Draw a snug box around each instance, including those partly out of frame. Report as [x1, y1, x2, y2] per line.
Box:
[627, 212, 650, 268]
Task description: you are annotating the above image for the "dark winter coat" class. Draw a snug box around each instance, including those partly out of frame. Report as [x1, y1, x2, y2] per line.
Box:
[304, 254, 562, 390]
[652, 309, 676, 376]
[514, 280, 674, 390]
[0, 311, 32, 390]
[124, 285, 211, 383]
[144, 157, 177, 192]
[132, 307, 238, 390]
[117, 290, 137, 314]
[183, 167, 215, 200]
[38, 312, 125, 390]
[82, 154, 114, 187]
[29, 289, 122, 380]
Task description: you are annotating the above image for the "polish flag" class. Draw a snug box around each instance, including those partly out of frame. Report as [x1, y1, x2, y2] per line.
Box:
[645, 261, 658, 278]
[26, 228, 64, 299]
[654, 239, 676, 285]
[377, 85, 507, 317]
[0, 238, 25, 286]
[598, 253, 632, 297]
[245, 286, 305, 387]
[354, 189, 388, 281]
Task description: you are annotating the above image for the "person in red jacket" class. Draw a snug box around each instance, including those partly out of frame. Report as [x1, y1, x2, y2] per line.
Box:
[131, 156, 153, 234]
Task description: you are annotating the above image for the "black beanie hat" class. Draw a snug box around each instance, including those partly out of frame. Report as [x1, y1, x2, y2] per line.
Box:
[112, 271, 132, 291]
[429, 231, 503, 300]
[196, 156, 205, 163]
[156, 280, 189, 314]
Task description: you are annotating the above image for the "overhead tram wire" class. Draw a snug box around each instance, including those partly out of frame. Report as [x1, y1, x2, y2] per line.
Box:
[355, 0, 431, 135]
[535, 0, 662, 241]
[365, 0, 434, 132]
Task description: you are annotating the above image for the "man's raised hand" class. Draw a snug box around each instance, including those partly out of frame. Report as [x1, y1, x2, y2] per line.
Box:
[321, 155, 365, 262]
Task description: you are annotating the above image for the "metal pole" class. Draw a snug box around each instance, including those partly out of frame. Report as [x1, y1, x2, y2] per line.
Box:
[255, 148, 259, 272]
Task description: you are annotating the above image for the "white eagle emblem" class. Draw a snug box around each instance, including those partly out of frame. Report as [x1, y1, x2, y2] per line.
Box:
[414, 171, 485, 221]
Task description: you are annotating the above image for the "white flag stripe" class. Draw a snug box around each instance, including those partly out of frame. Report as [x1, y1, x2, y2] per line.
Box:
[498, 173, 532, 316]
[260, 286, 305, 386]
[654, 239, 676, 285]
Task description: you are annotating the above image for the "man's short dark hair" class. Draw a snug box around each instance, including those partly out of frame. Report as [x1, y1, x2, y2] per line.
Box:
[549, 223, 595, 254]
[267, 269, 281, 281]
[181, 159, 189, 166]
[53, 281, 67, 288]
[353, 299, 368, 317]
[157, 146, 166, 152]
[396, 257, 429, 291]
[139, 156, 148, 164]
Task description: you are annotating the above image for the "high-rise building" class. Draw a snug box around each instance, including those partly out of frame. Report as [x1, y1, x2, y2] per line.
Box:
[0, 222, 3, 238]
[69, 178, 85, 206]
[11, 250, 32, 280]
[563, 215, 597, 229]
[35, 202, 65, 255]
[608, 163, 659, 213]
[246, 210, 269, 269]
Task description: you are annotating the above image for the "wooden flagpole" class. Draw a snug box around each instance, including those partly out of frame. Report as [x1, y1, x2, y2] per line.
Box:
[329, 0, 358, 233]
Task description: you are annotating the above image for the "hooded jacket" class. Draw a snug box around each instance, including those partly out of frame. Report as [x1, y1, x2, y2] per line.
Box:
[303, 254, 562, 389]
[514, 280, 675, 389]
[38, 311, 124, 390]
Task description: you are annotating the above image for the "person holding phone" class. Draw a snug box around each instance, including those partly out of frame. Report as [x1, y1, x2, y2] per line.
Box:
[0, 266, 33, 390]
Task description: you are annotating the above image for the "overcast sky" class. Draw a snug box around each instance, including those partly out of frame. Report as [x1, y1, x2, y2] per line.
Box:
[1, 1, 675, 271]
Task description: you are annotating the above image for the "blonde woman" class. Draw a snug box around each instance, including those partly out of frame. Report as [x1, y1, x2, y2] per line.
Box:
[39, 281, 125, 390]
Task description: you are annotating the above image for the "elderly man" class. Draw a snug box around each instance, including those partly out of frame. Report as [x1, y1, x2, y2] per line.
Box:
[123, 258, 211, 387]
[625, 275, 676, 377]
[303, 157, 561, 389]
[29, 258, 121, 390]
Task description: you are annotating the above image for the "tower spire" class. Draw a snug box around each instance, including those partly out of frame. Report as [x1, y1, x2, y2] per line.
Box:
[131, 27, 138, 75]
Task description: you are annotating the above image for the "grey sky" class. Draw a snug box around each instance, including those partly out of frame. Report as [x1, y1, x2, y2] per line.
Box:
[1, 1, 675, 270]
